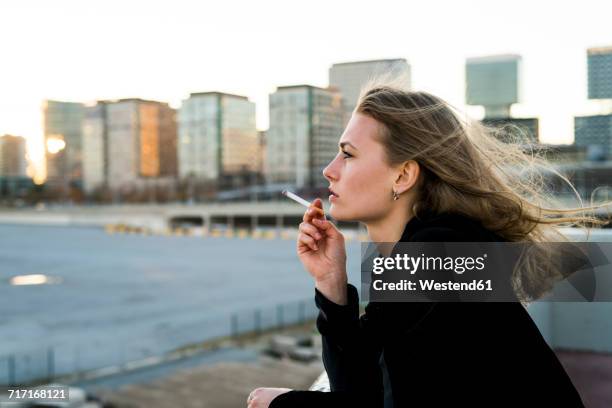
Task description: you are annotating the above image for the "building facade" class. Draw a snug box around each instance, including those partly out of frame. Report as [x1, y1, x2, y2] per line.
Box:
[178, 92, 259, 185]
[266, 85, 344, 189]
[0, 135, 27, 177]
[466, 54, 521, 119]
[574, 114, 612, 161]
[588, 46, 612, 100]
[82, 99, 177, 192]
[329, 59, 411, 122]
[43, 100, 85, 185]
[572, 46, 612, 162]
[82, 103, 108, 192]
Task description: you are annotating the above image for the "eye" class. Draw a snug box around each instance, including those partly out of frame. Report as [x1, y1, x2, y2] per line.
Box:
[341, 150, 352, 159]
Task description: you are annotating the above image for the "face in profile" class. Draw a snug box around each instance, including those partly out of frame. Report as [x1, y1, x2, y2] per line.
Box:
[323, 112, 404, 223]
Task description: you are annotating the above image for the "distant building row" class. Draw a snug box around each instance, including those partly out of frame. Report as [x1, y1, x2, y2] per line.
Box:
[36, 47, 612, 194]
[43, 59, 410, 192]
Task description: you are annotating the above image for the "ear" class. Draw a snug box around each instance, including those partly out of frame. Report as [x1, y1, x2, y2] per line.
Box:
[394, 160, 420, 194]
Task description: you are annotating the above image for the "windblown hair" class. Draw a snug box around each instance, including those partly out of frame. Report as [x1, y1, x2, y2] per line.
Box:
[355, 74, 612, 303]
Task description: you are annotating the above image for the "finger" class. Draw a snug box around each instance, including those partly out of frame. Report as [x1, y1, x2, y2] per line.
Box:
[303, 207, 312, 222]
[298, 232, 318, 251]
[312, 218, 337, 236]
[303, 199, 325, 222]
[303, 207, 318, 223]
[299, 222, 323, 240]
[307, 206, 325, 222]
[311, 198, 326, 218]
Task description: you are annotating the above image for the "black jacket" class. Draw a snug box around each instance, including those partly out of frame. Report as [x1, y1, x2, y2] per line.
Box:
[271, 212, 585, 407]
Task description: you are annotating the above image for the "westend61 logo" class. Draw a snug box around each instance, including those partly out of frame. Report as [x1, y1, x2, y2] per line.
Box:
[372, 253, 488, 275]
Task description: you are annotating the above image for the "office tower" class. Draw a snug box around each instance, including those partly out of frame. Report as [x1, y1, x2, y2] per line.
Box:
[588, 46, 612, 100]
[178, 92, 259, 185]
[574, 114, 612, 161]
[82, 99, 177, 192]
[574, 46, 612, 161]
[0, 135, 27, 177]
[82, 102, 108, 192]
[43, 100, 85, 185]
[466, 54, 521, 119]
[267, 85, 345, 188]
[466, 54, 539, 142]
[329, 59, 411, 121]
[0, 134, 33, 198]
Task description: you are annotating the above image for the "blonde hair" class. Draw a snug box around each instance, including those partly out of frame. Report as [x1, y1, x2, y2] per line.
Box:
[355, 74, 612, 303]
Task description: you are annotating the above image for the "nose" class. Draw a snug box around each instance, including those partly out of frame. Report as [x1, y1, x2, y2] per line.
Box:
[323, 156, 340, 182]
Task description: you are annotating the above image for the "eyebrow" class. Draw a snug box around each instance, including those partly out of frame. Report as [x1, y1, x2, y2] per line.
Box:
[339, 141, 358, 150]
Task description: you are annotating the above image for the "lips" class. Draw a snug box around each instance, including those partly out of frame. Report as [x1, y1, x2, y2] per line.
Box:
[328, 187, 339, 197]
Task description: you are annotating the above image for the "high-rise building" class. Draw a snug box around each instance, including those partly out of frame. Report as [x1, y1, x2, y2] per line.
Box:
[329, 59, 411, 122]
[588, 46, 612, 100]
[266, 85, 345, 189]
[466, 54, 521, 119]
[43, 100, 85, 185]
[0, 135, 31, 199]
[82, 102, 108, 192]
[573, 46, 612, 161]
[178, 92, 259, 183]
[0, 135, 27, 177]
[82, 99, 177, 192]
[43, 100, 84, 185]
[574, 114, 612, 161]
[466, 54, 540, 142]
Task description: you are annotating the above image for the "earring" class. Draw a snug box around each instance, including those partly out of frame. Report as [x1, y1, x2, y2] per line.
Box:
[392, 190, 400, 201]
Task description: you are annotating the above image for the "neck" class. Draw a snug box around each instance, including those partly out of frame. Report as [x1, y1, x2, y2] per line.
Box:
[365, 204, 414, 256]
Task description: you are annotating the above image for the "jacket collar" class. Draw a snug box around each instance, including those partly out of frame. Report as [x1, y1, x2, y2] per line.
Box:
[398, 211, 504, 243]
[399, 211, 440, 242]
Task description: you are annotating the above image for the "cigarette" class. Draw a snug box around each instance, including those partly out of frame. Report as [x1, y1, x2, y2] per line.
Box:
[282, 190, 325, 216]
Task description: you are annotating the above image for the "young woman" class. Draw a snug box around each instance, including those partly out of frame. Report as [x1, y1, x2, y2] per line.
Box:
[246, 79, 609, 408]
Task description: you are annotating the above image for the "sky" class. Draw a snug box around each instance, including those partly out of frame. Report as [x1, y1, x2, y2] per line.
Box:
[1, 0, 612, 181]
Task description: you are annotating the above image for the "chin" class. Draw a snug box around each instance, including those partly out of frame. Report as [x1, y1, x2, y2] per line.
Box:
[329, 205, 358, 223]
[328, 205, 342, 221]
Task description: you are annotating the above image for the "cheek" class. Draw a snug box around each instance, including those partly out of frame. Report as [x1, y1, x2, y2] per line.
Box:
[345, 161, 391, 198]
[332, 162, 393, 221]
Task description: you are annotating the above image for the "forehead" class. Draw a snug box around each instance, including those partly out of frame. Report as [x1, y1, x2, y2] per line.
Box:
[338, 113, 382, 148]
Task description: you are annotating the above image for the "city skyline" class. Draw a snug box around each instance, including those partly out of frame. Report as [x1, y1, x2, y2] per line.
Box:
[2, 0, 612, 182]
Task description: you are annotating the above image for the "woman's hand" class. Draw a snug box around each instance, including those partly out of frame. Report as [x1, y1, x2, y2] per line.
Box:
[297, 198, 348, 305]
[246, 387, 292, 408]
